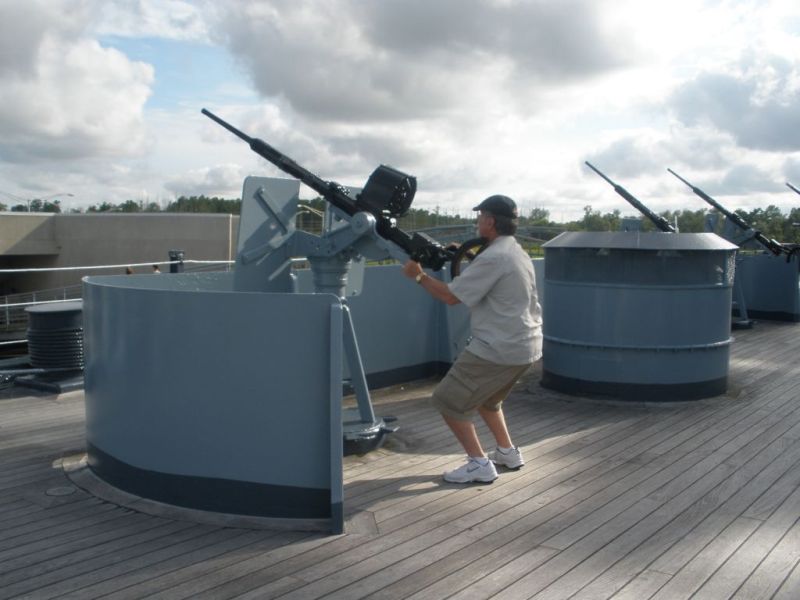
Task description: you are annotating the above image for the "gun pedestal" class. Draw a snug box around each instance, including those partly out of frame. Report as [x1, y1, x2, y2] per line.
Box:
[703, 214, 754, 328]
[229, 174, 400, 455]
[310, 255, 351, 298]
[306, 251, 397, 455]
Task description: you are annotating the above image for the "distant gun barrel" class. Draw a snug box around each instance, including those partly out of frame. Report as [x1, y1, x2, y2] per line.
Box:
[668, 168, 784, 256]
[787, 182, 800, 196]
[202, 108, 453, 270]
[584, 161, 676, 233]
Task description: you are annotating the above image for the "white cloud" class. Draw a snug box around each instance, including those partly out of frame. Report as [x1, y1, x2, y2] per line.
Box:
[717, 163, 784, 194]
[669, 56, 800, 152]
[3, 0, 800, 221]
[212, 0, 630, 124]
[164, 163, 248, 197]
[92, 0, 210, 40]
[0, 0, 153, 164]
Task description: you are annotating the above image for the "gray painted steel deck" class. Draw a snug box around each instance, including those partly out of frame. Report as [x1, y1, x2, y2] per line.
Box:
[2, 320, 800, 599]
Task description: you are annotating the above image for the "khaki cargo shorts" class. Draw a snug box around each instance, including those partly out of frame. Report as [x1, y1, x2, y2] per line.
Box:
[431, 350, 532, 421]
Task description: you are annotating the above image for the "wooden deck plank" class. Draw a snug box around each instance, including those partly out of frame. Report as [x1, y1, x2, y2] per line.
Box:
[130, 533, 331, 600]
[69, 530, 300, 600]
[278, 418, 704, 593]
[206, 372, 800, 596]
[693, 485, 800, 598]
[241, 385, 784, 598]
[439, 390, 800, 599]
[732, 510, 800, 599]
[772, 560, 800, 600]
[571, 438, 800, 599]
[610, 569, 673, 600]
[259, 413, 676, 595]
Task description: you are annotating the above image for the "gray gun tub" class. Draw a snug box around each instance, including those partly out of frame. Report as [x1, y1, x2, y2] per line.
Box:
[540, 232, 738, 401]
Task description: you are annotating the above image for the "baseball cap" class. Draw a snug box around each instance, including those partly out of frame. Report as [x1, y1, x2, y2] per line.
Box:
[472, 194, 518, 218]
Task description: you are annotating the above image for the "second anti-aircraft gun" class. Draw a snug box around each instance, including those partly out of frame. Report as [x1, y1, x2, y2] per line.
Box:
[584, 162, 677, 232]
[668, 168, 799, 261]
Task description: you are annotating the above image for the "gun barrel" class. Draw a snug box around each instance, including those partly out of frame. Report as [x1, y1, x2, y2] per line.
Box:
[666, 168, 693, 189]
[201, 108, 453, 270]
[669, 168, 784, 256]
[667, 168, 729, 216]
[201, 109, 253, 144]
[585, 161, 676, 233]
[202, 108, 356, 217]
[584, 161, 615, 187]
[787, 182, 800, 196]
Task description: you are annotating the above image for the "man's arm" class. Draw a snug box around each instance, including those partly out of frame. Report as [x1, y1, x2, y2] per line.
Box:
[402, 260, 461, 305]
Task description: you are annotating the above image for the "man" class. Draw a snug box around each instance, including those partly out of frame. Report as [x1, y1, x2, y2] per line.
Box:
[402, 195, 542, 483]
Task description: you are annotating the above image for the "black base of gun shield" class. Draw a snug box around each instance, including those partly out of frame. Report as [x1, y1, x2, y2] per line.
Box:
[541, 370, 728, 402]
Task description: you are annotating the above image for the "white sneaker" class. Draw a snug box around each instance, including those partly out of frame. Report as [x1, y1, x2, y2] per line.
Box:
[443, 458, 498, 483]
[488, 446, 525, 470]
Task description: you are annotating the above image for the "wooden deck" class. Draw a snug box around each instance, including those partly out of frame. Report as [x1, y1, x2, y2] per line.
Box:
[3, 321, 800, 599]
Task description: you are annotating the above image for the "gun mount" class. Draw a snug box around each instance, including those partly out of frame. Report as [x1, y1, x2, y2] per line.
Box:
[584, 162, 676, 233]
[668, 169, 792, 258]
[203, 109, 473, 455]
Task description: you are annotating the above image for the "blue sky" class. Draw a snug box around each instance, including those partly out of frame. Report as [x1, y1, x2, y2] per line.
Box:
[100, 36, 255, 111]
[1, 0, 799, 221]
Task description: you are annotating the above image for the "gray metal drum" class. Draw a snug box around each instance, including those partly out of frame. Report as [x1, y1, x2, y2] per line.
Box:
[541, 232, 738, 401]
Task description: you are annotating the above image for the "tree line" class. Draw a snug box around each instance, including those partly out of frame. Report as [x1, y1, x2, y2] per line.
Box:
[566, 205, 800, 244]
[5, 195, 800, 244]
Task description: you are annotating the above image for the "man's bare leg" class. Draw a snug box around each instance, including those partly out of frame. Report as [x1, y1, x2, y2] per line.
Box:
[442, 414, 485, 457]
[478, 406, 514, 448]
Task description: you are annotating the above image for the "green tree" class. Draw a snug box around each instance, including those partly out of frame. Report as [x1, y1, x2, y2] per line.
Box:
[87, 202, 116, 212]
[166, 195, 241, 214]
[526, 207, 551, 225]
[41, 199, 61, 213]
[744, 205, 784, 241]
[783, 208, 800, 244]
[579, 206, 621, 231]
[119, 200, 142, 213]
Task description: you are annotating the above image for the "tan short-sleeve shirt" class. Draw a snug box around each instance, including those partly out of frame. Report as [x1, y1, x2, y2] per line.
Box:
[448, 236, 543, 365]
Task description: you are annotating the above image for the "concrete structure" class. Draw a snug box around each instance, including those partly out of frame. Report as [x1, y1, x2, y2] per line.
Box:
[0, 212, 239, 294]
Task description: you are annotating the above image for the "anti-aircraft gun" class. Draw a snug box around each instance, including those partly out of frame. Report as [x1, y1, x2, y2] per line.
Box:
[788, 182, 800, 197]
[668, 168, 796, 259]
[584, 161, 677, 233]
[202, 109, 453, 272]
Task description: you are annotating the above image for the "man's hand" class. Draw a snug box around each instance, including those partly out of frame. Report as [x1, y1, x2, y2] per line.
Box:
[402, 260, 423, 279]
[402, 259, 461, 305]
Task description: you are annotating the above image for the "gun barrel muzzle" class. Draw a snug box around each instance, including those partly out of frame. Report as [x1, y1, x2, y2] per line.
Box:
[201, 108, 252, 143]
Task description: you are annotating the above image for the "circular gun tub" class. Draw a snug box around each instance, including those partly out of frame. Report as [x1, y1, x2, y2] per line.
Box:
[540, 232, 738, 401]
[82, 272, 344, 530]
